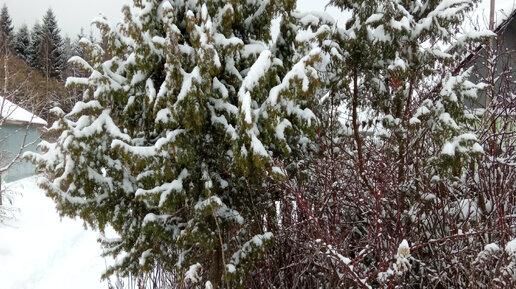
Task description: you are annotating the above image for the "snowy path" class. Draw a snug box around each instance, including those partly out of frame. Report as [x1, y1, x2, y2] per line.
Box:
[0, 177, 109, 289]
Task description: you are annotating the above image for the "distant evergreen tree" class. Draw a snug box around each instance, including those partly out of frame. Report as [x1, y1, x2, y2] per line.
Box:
[29, 0, 320, 287]
[13, 25, 30, 61]
[64, 29, 88, 78]
[27, 9, 66, 79]
[0, 4, 14, 54]
[66, 29, 87, 91]
[63, 36, 72, 60]
[40, 9, 65, 79]
[62, 35, 73, 74]
[61, 29, 88, 108]
[71, 28, 86, 60]
[27, 22, 43, 70]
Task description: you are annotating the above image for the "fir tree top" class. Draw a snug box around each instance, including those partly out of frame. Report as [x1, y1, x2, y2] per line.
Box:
[13, 24, 31, 61]
[27, 9, 66, 79]
[0, 4, 13, 38]
[42, 9, 61, 35]
[0, 4, 14, 52]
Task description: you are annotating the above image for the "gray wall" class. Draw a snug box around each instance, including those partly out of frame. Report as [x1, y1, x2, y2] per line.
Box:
[466, 15, 516, 108]
[0, 123, 42, 183]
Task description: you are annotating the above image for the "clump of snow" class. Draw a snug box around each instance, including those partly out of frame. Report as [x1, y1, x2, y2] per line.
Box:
[441, 142, 456, 156]
[379, 239, 411, 282]
[135, 169, 189, 208]
[177, 67, 202, 102]
[229, 232, 274, 266]
[194, 196, 244, 225]
[139, 249, 152, 266]
[271, 166, 285, 176]
[394, 239, 411, 276]
[226, 264, 236, 273]
[268, 48, 320, 106]
[446, 199, 479, 221]
[506, 239, 516, 256]
[325, 243, 351, 265]
[185, 263, 202, 284]
[397, 239, 410, 258]
[275, 119, 292, 141]
[251, 135, 269, 157]
[504, 239, 516, 282]
[474, 243, 501, 265]
[238, 50, 273, 125]
[441, 133, 483, 156]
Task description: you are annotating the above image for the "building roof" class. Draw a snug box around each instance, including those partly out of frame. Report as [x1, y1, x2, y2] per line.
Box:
[492, 7, 516, 35]
[455, 7, 516, 74]
[0, 96, 47, 127]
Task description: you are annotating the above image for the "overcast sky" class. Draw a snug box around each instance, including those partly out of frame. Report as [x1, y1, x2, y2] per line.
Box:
[3, 0, 127, 37]
[2, 0, 515, 38]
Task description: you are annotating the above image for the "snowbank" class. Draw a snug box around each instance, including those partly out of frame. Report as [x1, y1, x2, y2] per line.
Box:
[0, 176, 108, 289]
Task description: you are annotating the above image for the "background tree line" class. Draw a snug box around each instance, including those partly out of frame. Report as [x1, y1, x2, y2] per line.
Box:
[0, 4, 99, 121]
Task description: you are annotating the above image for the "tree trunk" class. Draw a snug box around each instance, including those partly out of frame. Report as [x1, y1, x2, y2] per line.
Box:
[210, 242, 223, 289]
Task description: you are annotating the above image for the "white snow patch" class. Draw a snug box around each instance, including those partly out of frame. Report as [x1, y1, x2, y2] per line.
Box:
[238, 50, 273, 124]
[0, 177, 109, 289]
[251, 135, 269, 157]
[185, 263, 202, 284]
[506, 239, 516, 256]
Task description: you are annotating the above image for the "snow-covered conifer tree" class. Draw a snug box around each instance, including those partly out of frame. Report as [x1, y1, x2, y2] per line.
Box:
[27, 9, 66, 79]
[27, 22, 43, 71]
[40, 9, 66, 79]
[70, 29, 86, 61]
[13, 25, 30, 62]
[0, 4, 14, 54]
[29, 0, 321, 287]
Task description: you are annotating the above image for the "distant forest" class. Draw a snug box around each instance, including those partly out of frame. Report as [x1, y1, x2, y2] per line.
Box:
[0, 4, 105, 122]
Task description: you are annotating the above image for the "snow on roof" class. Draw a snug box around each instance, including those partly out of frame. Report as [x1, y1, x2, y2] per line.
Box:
[0, 96, 47, 127]
[455, 5, 516, 74]
[492, 7, 516, 34]
[470, 2, 516, 31]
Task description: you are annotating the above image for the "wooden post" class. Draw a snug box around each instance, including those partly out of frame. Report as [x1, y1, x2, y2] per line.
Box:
[486, 0, 495, 108]
[489, 0, 495, 31]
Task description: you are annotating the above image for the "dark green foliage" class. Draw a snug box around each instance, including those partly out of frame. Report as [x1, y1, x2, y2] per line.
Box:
[41, 9, 66, 78]
[29, 0, 320, 288]
[28, 9, 66, 79]
[0, 4, 14, 54]
[28, 23, 43, 70]
[13, 25, 30, 61]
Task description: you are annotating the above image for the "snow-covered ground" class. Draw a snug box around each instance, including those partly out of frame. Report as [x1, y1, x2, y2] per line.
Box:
[0, 176, 109, 289]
